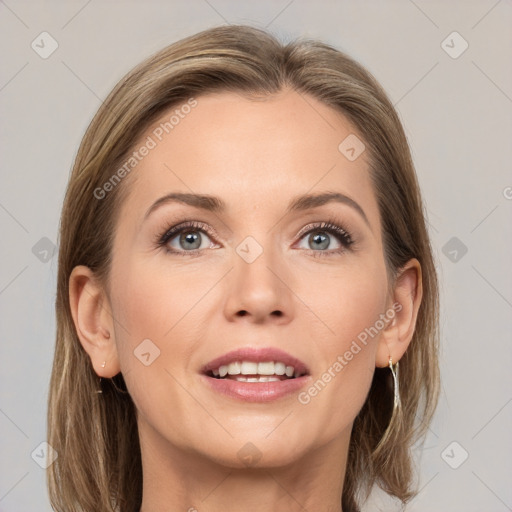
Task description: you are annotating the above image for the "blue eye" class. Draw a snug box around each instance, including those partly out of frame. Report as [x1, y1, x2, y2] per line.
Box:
[296, 221, 354, 256]
[300, 231, 339, 251]
[158, 221, 216, 255]
[169, 230, 212, 251]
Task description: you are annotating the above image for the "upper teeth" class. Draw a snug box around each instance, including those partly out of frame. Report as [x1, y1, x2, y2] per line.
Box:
[212, 361, 299, 378]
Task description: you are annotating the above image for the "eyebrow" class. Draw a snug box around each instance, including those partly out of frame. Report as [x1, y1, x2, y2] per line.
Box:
[144, 191, 371, 229]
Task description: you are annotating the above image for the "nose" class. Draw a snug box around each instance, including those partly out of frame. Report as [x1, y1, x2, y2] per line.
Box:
[223, 241, 294, 325]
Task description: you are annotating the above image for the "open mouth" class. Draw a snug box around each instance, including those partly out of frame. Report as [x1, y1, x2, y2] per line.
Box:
[205, 361, 308, 382]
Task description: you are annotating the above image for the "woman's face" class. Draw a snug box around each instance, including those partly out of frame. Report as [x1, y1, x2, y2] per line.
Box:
[106, 89, 393, 468]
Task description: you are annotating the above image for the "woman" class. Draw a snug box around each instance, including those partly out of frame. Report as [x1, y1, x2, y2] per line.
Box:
[47, 25, 440, 512]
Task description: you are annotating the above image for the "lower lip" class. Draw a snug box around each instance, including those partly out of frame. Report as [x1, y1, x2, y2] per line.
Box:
[201, 374, 311, 402]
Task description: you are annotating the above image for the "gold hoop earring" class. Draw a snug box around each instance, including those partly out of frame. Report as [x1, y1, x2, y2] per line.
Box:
[389, 355, 400, 410]
[374, 356, 401, 452]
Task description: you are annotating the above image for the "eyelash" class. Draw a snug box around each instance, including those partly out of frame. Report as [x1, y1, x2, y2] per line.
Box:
[156, 218, 355, 258]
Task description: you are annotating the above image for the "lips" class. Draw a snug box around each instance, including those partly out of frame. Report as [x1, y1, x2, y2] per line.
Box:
[202, 347, 309, 378]
[201, 347, 311, 402]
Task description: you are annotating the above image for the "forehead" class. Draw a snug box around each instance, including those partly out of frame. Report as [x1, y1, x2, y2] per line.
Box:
[118, 88, 377, 224]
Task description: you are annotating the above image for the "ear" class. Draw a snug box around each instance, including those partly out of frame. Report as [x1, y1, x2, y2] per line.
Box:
[69, 265, 121, 377]
[375, 258, 423, 368]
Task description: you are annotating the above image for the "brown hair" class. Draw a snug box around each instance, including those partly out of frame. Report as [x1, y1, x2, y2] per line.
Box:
[48, 24, 440, 512]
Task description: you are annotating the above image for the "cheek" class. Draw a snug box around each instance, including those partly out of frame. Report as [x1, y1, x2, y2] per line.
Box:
[110, 255, 207, 338]
[299, 258, 388, 349]
[108, 254, 221, 378]
[293, 260, 388, 431]
[107, 258, 181, 384]
[107, 257, 205, 430]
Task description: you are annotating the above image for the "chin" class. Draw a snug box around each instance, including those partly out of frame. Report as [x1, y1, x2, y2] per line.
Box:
[199, 434, 312, 470]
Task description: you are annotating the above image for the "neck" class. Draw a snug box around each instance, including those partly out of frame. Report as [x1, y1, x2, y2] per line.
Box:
[137, 421, 349, 512]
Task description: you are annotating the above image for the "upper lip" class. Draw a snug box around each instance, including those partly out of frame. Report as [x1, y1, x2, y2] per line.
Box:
[202, 347, 309, 375]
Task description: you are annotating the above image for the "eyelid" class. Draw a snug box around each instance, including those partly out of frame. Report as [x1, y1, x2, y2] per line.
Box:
[295, 220, 354, 245]
[157, 220, 219, 245]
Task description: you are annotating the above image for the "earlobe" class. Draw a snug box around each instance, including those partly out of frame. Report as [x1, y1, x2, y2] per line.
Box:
[69, 265, 121, 377]
[376, 258, 423, 368]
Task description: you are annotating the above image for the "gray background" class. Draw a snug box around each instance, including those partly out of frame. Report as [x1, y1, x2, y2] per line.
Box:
[1, 1, 511, 511]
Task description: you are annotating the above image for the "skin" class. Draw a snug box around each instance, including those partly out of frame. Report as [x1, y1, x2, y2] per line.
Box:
[70, 88, 422, 512]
